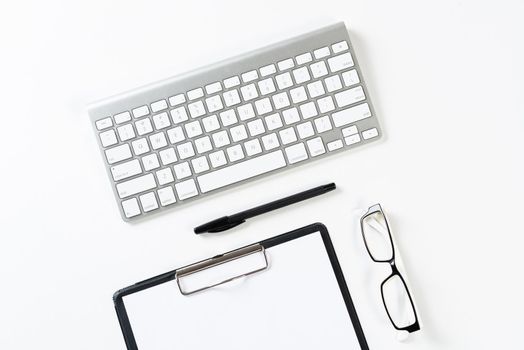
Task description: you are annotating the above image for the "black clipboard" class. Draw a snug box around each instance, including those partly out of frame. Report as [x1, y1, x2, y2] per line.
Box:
[113, 223, 369, 350]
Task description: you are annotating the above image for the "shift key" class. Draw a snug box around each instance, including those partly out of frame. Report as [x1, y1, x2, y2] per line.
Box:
[116, 173, 156, 198]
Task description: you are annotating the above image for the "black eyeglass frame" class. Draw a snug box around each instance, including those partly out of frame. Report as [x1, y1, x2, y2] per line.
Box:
[360, 204, 420, 333]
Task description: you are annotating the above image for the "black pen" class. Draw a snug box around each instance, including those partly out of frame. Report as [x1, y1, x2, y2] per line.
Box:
[194, 183, 336, 234]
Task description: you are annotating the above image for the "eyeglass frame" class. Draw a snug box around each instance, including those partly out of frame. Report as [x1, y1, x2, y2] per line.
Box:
[360, 203, 420, 333]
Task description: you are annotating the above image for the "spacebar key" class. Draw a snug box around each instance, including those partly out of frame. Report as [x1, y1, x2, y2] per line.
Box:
[197, 150, 286, 193]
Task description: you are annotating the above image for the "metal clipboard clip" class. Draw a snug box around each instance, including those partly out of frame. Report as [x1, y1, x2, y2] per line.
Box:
[175, 243, 268, 296]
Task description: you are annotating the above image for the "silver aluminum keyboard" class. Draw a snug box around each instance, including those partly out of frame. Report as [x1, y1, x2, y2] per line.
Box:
[88, 22, 382, 221]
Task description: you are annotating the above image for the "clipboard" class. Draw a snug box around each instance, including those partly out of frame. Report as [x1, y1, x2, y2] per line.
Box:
[113, 223, 369, 350]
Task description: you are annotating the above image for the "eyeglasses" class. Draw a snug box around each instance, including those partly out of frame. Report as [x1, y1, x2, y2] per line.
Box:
[360, 204, 420, 333]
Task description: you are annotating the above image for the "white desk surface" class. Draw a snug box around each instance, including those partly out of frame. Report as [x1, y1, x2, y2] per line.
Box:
[1, 0, 523, 349]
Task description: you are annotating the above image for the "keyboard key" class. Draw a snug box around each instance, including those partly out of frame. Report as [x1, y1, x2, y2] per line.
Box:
[191, 156, 210, 174]
[188, 101, 206, 118]
[205, 82, 222, 95]
[261, 133, 280, 150]
[342, 69, 360, 87]
[153, 112, 171, 130]
[132, 138, 150, 155]
[139, 192, 158, 212]
[310, 61, 328, 78]
[117, 124, 136, 141]
[230, 124, 248, 142]
[187, 88, 204, 100]
[99, 129, 117, 147]
[272, 91, 290, 109]
[282, 107, 300, 125]
[300, 102, 318, 119]
[345, 133, 361, 145]
[185, 120, 203, 138]
[212, 130, 230, 148]
[96, 117, 113, 130]
[314, 116, 332, 133]
[168, 93, 186, 106]
[327, 139, 343, 151]
[314, 46, 330, 59]
[332, 103, 371, 127]
[317, 95, 335, 113]
[227, 144, 245, 162]
[328, 52, 354, 72]
[362, 127, 379, 140]
[324, 75, 343, 92]
[198, 151, 286, 193]
[175, 179, 198, 200]
[194, 136, 212, 153]
[159, 147, 177, 165]
[224, 76, 240, 88]
[307, 81, 325, 98]
[335, 86, 365, 107]
[110, 159, 142, 181]
[157, 187, 176, 206]
[290, 86, 307, 104]
[122, 198, 141, 218]
[142, 153, 160, 171]
[151, 99, 168, 112]
[332, 40, 349, 53]
[242, 70, 258, 83]
[255, 98, 273, 115]
[149, 132, 167, 150]
[285, 143, 308, 164]
[105, 144, 132, 164]
[205, 95, 223, 113]
[244, 138, 262, 156]
[342, 125, 358, 137]
[223, 89, 241, 107]
[237, 104, 255, 121]
[202, 115, 220, 132]
[135, 118, 154, 135]
[132, 105, 149, 118]
[247, 119, 265, 136]
[116, 173, 156, 198]
[209, 150, 227, 168]
[156, 167, 174, 185]
[260, 64, 276, 77]
[289, 86, 307, 103]
[258, 78, 276, 95]
[296, 52, 312, 65]
[265, 113, 283, 131]
[167, 126, 185, 144]
[297, 121, 314, 139]
[240, 84, 258, 101]
[177, 141, 195, 159]
[277, 58, 294, 71]
[114, 111, 131, 124]
[279, 127, 297, 145]
[170, 106, 189, 124]
[292, 67, 311, 84]
[174, 162, 192, 179]
[275, 72, 293, 90]
[219, 109, 238, 126]
[306, 137, 325, 157]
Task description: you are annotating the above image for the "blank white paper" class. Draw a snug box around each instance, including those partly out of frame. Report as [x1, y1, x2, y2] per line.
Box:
[123, 232, 363, 350]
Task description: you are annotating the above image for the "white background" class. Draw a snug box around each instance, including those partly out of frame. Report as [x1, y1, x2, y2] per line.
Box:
[1, 0, 523, 349]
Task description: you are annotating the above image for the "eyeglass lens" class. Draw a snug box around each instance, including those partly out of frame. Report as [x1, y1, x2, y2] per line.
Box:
[361, 211, 393, 261]
[382, 274, 417, 328]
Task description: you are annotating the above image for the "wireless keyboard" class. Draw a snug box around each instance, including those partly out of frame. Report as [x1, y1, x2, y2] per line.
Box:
[88, 22, 382, 221]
